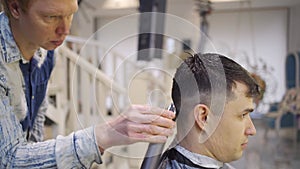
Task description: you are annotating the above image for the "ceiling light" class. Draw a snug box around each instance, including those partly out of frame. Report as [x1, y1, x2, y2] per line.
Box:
[103, 0, 139, 9]
[210, 0, 247, 2]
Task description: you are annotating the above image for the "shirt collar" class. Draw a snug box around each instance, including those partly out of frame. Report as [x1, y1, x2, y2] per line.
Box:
[0, 12, 23, 63]
[175, 145, 224, 169]
[0, 12, 47, 65]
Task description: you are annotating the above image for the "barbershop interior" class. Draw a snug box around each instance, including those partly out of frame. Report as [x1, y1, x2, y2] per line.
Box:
[34, 0, 300, 168]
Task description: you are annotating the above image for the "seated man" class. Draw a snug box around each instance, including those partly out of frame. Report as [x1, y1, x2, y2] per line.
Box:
[158, 53, 260, 169]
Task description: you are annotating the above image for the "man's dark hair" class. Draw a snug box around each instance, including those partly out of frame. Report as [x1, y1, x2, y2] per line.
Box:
[171, 53, 260, 115]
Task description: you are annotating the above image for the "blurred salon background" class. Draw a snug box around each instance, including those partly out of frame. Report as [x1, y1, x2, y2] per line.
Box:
[3, 0, 298, 168]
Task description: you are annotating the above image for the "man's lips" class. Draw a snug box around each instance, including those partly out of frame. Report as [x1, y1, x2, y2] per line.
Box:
[241, 142, 248, 149]
[51, 40, 64, 46]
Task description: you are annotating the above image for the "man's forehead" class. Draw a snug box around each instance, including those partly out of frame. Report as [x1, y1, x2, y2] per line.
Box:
[227, 83, 255, 109]
[32, 0, 78, 13]
[231, 82, 249, 97]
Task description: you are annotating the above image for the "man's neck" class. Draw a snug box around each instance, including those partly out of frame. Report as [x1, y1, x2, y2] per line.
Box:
[179, 131, 216, 160]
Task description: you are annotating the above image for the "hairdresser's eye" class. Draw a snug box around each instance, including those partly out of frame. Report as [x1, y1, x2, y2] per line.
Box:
[44, 15, 58, 22]
[47, 15, 56, 18]
[66, 14, 73, 20]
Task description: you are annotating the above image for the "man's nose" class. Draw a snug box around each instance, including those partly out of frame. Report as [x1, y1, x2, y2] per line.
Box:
[245, 118, 256, 136]
[56, 17, 72, 36]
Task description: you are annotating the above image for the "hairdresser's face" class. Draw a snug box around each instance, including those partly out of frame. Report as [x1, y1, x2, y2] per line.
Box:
[17, 0, 78, 50]
[204, 82, 256, 162]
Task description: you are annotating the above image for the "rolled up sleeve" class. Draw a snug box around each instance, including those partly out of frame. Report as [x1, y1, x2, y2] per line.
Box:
[0, 84, 102, 168]
[56, 127, 102, 168]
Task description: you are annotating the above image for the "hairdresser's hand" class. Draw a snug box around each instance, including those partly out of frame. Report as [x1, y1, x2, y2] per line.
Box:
[95, 105, 175, 152]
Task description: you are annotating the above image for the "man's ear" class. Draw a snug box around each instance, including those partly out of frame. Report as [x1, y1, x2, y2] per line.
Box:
[193, 104, 210, 130]
[8, 0, 21, 19]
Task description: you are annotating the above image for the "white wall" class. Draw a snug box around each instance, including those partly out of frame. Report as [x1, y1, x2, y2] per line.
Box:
[95, 15, 139, 62]
[73, 2, 291, 109]
[289, 4, 300, 52]
[168, 1, 288, 105]
[207, 8, 287, 104]
[71, 7, 97, 38]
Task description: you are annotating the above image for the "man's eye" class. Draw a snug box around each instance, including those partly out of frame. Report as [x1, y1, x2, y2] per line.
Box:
[43, 15, 59, 23]
[45, 15, 57, 20]
[242, 113, 248, 118]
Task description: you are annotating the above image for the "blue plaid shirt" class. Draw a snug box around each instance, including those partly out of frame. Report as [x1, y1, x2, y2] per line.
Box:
[0, 12, 102, 168]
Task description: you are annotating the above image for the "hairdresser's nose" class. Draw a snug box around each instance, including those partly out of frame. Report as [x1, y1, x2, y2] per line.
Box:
[56, 16, 73, 36]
